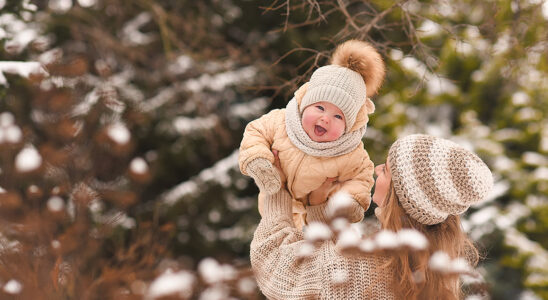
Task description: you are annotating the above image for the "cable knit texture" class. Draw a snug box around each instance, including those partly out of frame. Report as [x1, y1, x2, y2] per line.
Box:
[250, 189, 395, 299]
[388, 134, 494, 225]
[246, 158, 282, 195]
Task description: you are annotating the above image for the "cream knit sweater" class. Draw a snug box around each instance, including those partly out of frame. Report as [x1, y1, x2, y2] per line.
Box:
[250, 189, 395, 299]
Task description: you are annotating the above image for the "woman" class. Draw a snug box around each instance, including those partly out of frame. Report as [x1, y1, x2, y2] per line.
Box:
[250, 134, 493, 299]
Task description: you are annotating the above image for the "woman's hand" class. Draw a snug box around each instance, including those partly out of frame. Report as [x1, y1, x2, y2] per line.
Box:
[308, 177, 337, 206]
[272, 150, 287, 188]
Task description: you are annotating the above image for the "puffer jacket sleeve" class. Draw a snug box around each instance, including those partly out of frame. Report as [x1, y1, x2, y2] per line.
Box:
[238, 110, 281, 176]
[250, 188, 323, 299]
[337, 148, 375, 211]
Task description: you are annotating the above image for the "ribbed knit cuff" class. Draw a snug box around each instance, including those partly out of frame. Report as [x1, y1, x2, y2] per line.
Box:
[305, 203, 329, 224]
[262, 188, 293, 222]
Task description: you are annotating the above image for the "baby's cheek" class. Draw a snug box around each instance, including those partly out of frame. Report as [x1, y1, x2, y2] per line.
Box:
[330, 125, 345, 140]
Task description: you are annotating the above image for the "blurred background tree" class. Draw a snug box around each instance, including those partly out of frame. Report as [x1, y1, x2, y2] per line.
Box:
[0, 0, 547, 299]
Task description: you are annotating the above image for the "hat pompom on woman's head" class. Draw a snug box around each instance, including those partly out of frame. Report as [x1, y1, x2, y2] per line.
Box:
[331, 39, 385, 97]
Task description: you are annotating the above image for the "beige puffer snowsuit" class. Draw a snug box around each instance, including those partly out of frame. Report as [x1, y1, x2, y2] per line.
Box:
[239, 86, 375, 228]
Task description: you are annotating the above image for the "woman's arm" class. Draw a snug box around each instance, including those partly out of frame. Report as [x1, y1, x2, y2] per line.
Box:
[250, 188, 323, 299]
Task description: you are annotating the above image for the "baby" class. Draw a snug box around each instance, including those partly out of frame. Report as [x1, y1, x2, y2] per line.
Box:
[239, 40, 385, 228]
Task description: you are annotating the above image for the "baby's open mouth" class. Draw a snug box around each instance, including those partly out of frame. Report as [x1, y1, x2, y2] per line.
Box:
[314, 125, 326, 136]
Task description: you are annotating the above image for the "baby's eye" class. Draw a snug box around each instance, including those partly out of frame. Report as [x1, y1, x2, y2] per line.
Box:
[315, 105, 324, 111]
[335, 114, 343, 120]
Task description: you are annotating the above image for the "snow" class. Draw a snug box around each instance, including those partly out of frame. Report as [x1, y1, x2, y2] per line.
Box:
[15, 146, 42, 172]
[94, 211, 136, 229]
[505, 227, 548, 270]
[77, 0, 97, 8]
[146, 269, 195, 299]
[38, 48, 63, 66]
[493, 33, 511, 55]
[198, 257, 236, 284]
[121, 12, 155, 46]
[533, 167, 548, 180]
[49, 0, 73, 13]
[0, 233, 21, 253]
[359, 239, 376, 252]
[390, 49, 404, 61]
[47, 196, 65, 212]
[399, 56, 458, 95]
[330, 269, 348, 284]
[162, 181, 198, 206]
[429, 251, 451, 271]
[327, 191, 354, 218]
[516, 107, 542, 122]
[304, 222, 332, 242]
[0, 0, 5, 10]
[198, 285, 230, 300]
[3, 126, 22, 143]
[173, 115, 218, 135]
[512, 91, 531, 106]
[495, 202, 530, 230]
[167, 55, 194, 75]
[130, 157, 149, 174]
[0, 61, 48, 86]
[72, 88, 100, 116]
[331, 217, 350, 232]
[3, 279, 22, 294]
[161, 150, 239, 205]
[296, 242, 315, 257]
[519, 290, 542, 300]
[417, 20, 442, 37]
[336, 228, 360, 248]
[107, 123, 131, 144]
[397, 229, 428, 250]
[229, 97, 269, 119]
[237, 277, 256, 294]
[451, 257, 471, 273]
[51, 240, 60, 249]
[183, 66, 257, 93]
[469, 206, 498, 225]
[4, 28, 38, 54]
[0, 112, 14, 126]
[429, 251, 472, 274]
[375, 230, 399, 249]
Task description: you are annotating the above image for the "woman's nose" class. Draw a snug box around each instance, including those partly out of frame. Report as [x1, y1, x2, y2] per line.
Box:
[374, 164, 383, 175]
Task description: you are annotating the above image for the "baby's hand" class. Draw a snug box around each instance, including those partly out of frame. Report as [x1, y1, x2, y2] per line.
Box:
[309, 177, 337, 206]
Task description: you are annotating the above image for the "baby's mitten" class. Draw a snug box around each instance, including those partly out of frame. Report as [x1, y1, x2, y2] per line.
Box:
[246, 158, 281, 195]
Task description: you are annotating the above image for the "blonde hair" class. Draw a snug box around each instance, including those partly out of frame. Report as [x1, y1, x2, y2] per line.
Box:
[377, 182, 479, 300]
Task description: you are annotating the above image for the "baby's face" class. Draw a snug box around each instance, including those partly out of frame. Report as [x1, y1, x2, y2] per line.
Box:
[301, 101, 346, 142]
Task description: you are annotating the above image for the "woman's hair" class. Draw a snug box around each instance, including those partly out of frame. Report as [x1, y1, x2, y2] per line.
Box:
[377, 181, 479, 300]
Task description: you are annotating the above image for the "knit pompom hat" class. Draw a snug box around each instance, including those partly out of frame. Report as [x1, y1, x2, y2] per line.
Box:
[388, 134, 493, 225]
[300, 40, 385, 131]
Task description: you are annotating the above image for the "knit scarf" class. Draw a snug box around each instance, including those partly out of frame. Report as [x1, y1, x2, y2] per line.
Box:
[285, 97, 366, 157]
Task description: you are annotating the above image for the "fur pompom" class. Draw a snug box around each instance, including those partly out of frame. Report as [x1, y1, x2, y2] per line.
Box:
[331, 40, 385, 97]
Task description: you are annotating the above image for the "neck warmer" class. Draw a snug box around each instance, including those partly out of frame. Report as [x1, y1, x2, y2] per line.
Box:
[284, 97, 366, 157]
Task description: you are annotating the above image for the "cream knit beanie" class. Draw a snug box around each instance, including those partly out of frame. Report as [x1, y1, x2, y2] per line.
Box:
[300, 65, 365, 131]
[299, 40, 385, 132]
[388, 134, 493, 225]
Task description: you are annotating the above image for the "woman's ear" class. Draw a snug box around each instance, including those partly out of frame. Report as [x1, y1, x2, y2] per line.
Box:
[295, 82, 309, 106]
[365, 98, 375, 114]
